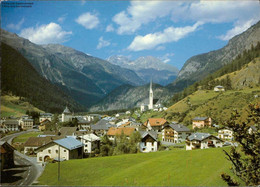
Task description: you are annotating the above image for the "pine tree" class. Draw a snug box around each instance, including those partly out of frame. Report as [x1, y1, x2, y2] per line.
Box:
[221, 103, 260, 186]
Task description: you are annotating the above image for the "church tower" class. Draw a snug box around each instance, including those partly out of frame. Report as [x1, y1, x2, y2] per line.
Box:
[148, 79, 153, 110]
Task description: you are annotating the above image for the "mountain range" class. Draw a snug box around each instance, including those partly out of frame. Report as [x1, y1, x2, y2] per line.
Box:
[169, 21, 260, 90]
[107, 55, 179, 86]
[1, 21, 260, 112]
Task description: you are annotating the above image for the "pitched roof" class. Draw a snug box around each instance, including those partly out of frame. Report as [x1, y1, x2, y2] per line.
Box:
[53, 137, 83, 150]
[59, 127, 78, 136]
[24, 136, 64, 147]
[40, 119, 51, 125]
[193, 117, 209, 121]
[79, 133, 100, 141]
[120, 122, 131, 127]
[187, 133, 220, 141]
[167, 124, 191, 132]
[3, 120, 19, 125]
[139, 131, 157, 140]
[0, 141, 16, 151]
[145, 118, 168, 127]
[21, 119, 34, 122]
[107, 127, 135, 136]
[40, 113, 53, 116]
[96, 119, 109, 126]
[63, 106, 71, 114]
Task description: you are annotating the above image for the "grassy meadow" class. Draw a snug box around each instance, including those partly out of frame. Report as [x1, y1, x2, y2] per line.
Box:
[165, 87, 260, 126]
[38, 147, 243, 186]
[12, 131, 43, 143]
[1, 94, 43, 117]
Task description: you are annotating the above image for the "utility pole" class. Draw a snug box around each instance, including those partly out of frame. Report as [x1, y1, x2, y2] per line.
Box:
[58, 144, 60, 181]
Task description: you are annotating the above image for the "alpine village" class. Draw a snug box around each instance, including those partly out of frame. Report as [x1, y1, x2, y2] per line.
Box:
[1, 2, 260, 186]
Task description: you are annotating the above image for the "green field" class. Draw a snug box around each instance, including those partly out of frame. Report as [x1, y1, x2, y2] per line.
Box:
[1, 94, 43, 117]
[38, 147, 243, 186]
[166, 87, 260, 125]
[12, 132, 42, 143]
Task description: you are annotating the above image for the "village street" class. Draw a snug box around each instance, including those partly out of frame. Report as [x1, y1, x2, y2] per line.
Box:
[1, 130, 44, 186]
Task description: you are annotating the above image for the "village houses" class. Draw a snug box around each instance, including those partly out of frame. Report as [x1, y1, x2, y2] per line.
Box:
[192, 117, 212, 129]
[186, 133, 223, 150]
[39, 113, 53, 123]
[162, 123, 191, 143]
[39, 119, 51, 131]
[214, 85, 225, 92]
[76, 133, 100, 154]
[218, 129, 233, 140]
[139, 131, 158, 152]
[36, 137, 84, 162]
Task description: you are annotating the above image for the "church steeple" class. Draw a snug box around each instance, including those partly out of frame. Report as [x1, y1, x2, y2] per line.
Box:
[148, 78, 153, 110]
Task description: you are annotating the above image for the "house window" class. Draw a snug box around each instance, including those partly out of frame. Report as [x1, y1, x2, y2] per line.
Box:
[56, 150, 58, 154]
[39, 157, 42, 161]
[142, 148, 145, 151]
[48, 150, 51, 154]
[85, 149, 88, 152]
[151, 142, 154, 146]
[64, 150, 67, 152]
[151, 148, 154, 151]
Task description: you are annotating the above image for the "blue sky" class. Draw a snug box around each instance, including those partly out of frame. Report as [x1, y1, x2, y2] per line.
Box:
[1, 1, 260, 69]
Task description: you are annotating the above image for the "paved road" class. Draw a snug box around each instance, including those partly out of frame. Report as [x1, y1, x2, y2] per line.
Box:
[1, 130, 44, 186]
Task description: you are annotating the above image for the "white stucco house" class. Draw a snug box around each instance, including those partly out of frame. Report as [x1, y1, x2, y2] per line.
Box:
[186, 133, 223, 150]
[218, 129, 233, 140]
[214, 85, 225, 92]
[35, 137, 83, 162]
[139, 131, 158, 153]
[77, 133, 100, 154]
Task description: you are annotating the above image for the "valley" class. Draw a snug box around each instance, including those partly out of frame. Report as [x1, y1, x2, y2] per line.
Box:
[1, 3, 260, 186]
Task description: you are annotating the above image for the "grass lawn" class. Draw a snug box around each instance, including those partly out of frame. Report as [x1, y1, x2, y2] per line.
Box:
[12, 131, 43, 143]
[38, 147, 243, 186]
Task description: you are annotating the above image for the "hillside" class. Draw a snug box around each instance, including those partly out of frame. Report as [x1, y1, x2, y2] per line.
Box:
[108, 55, 179, 86]
[1, 43, 84, 113]
[168, 20, 260, 90]
[1, 94, 44, 117]
[216, 58, 260, 89]
[89, 83, 172, 112]
[165, 88, 260, 126]
[37, 147, 242, 186]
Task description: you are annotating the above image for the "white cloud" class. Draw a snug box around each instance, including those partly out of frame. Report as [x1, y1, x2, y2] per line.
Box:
[218, 19, 259, 41]
[7, 18, 24, 30]
[113, 1, 175, 34]
[19, 22, 72, 44]
[106, 24, 114, 32]
[112, 1, 260, 37]
[160, 53, 175, 63]
[156, 46, 165, 51]
[58, 14, 67, 23]
[75, 12, 99, 29]
[128, 22, 202, 51]
[97, 37, 110, 49]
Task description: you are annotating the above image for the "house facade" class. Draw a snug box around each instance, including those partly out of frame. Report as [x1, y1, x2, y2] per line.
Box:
[186, 133, 223, 150]
[39, 119, 51, 131]
[162, 124, 191, 143]
[218, 129, 233, 140]
[2, 120, 19, 131]
[192, 117, 212, 129]
[36, 137, 83, 162]
[139, 131, 158, 152]
[20, 119, 34, 130]
[214, 85, 225, 92]
[39, 113, 53, 123]
[77, 133, 100, 154]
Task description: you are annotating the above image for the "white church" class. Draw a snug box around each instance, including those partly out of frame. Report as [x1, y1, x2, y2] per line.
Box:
[140, 80, 166, 112]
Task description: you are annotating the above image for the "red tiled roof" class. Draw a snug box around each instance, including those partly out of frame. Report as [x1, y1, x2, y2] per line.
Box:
[107, 127, 135, 136]
[145, 118, 167, 127]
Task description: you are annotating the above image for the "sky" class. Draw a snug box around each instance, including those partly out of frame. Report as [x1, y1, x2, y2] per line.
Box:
[1, 1, 260, 69]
